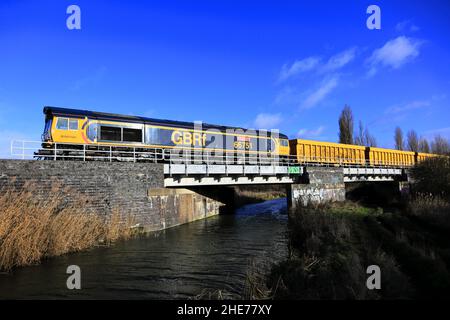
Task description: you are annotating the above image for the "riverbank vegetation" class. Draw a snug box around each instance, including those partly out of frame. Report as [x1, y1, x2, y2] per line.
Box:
[0, 184, 135, 271]
[234, 185, 286, 208]
[247, 157, 450, 300]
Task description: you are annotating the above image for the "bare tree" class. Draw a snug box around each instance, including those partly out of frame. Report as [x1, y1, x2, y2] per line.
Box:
[406, 130, 419, 152]
[355, 121, 377, 146]
[431, 134, 450, 155]
[354, 121, 364, 146]
[418, 137, 430, 153]
[338, 105, 354, 144]
[394, 127, 404, 150]
[364, 127, 377, 147]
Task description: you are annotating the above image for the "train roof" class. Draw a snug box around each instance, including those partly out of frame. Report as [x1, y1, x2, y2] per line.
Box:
[43, 106, 289, 139]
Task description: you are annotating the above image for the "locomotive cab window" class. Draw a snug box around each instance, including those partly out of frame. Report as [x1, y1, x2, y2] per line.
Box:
[56, 118, 68, 130]
[123, 128, 142, 142]
[69, 119, 78, 130]
[100, 126, 122, 141]
[56, 118, 78, 131]
[280, 139, 288, 147]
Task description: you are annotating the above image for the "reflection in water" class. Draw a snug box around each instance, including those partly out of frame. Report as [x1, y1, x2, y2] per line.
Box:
[0, 198, 288, 299]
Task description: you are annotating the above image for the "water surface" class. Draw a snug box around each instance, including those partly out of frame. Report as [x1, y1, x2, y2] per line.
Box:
[0, 198, 288, 299]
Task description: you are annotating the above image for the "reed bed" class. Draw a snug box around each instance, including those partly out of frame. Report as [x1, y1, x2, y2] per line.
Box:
[0, 184, 134, 271]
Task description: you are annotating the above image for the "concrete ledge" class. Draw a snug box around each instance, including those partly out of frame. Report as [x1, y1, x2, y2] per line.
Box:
[207, 165, 226, 174]
[186, 164, 206, 174]
[164, 163, 300, 178]
[165, 164, 185, 174]
[244, 166, 259, 174]
[344, 176, 397, 182]
[148, 188, 196, 196]
[164, 175, 296, 186]
[275, 166, 288, 174]
[343, 167, 403, 177]
[260, 166, 274, 175]
[226, 165, 243, 174]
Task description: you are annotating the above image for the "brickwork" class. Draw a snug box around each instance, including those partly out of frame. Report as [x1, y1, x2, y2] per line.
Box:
[0, 160, 222, 231]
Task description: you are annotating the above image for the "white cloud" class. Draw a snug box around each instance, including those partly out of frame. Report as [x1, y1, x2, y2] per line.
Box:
[396, 20, 420, 33]
[278, 47, 357, 83]
[276, 47, 355, 110]
[385, 100, 431, 115]
[321, 47, 357, 73]
[368, 36, 422, 76]
[278, 57, 321, 82]
[301, 76, 339, 109]
[252, 113, 283, 129]
[297, 126, 325, 139]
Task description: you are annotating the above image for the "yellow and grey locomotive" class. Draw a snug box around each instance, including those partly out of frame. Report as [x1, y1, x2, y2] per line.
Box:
[39, 106, 291, 162]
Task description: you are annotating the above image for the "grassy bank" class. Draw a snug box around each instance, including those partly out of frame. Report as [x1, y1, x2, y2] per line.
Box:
[0, 185, 135, 271]
[244, 156, 450, 300]
[246, 198, 450, 300]
[234, 185, 286, 207]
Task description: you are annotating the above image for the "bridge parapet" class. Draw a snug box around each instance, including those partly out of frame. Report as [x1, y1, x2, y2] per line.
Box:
[343, 167, 405, 182]
[163, 163, 301, 175]
[163, 163, 302, 187]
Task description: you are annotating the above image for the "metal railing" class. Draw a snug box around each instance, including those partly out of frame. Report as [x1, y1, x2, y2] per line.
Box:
[10, 140, 414, 169]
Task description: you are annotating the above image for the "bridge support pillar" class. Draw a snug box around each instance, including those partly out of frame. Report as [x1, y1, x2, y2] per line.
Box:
[147, 188, 226, 231]
[287, 167, 346, 210]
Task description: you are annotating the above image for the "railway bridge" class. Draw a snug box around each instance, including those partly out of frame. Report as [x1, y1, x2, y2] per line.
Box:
[0, 141, 411, 232]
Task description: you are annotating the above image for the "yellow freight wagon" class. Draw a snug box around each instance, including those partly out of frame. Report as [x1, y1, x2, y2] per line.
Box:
[289, 139, 366, 165]
[416, 152, 438, 163]
[367, 147, 415, 167]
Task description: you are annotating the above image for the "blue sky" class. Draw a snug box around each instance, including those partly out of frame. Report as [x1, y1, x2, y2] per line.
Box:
[1, 0, 450, 156]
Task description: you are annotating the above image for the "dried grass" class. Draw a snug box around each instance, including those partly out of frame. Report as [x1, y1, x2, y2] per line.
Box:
[0, 184, 135, 271]
[408, 194, 450, 231]
[244, 259, 276, 300]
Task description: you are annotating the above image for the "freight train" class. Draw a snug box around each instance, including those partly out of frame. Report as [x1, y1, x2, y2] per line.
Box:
[289, 139, 436, 167]
[38, 106, 437, 166]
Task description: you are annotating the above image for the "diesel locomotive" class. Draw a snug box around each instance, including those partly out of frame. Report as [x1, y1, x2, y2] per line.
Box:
[39, 106, 291, 161]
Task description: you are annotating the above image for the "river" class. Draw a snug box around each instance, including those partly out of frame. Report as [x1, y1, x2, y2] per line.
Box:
[0, 198, 289, 299]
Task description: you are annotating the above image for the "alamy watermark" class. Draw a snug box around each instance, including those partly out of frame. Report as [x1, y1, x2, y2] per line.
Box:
[66, 5, 81, 30]
[66, 265, 81, 290]
[366, 5, 381, 30]
[366, 265, 381, 290]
